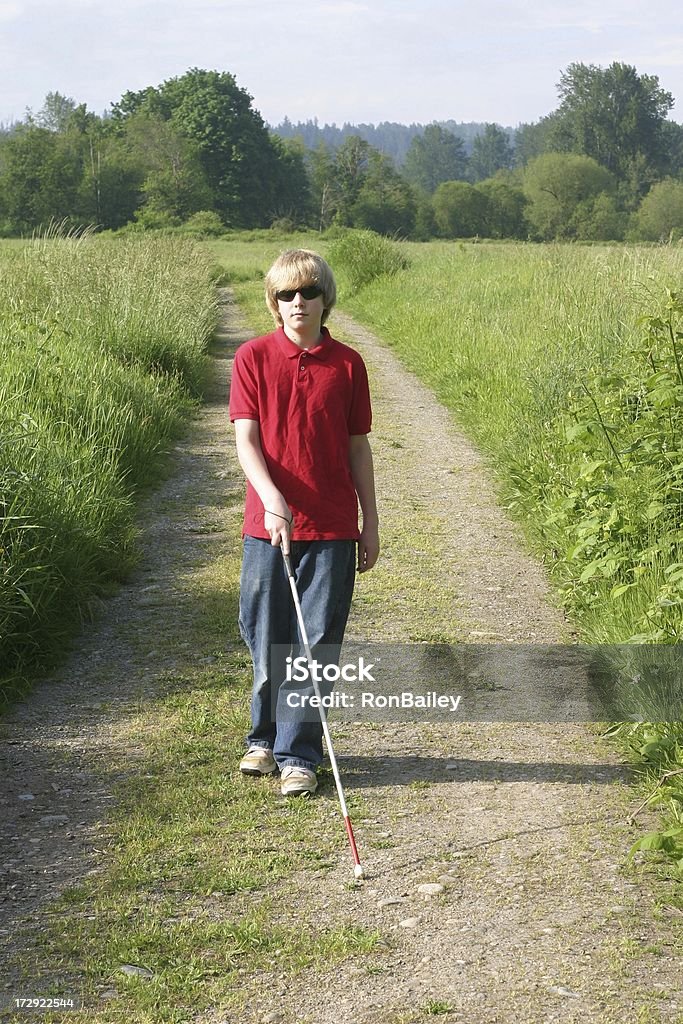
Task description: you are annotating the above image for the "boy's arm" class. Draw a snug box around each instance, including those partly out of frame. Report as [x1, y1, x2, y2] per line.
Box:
[233, 418, 292, 551]
[349, 434, 379, 573]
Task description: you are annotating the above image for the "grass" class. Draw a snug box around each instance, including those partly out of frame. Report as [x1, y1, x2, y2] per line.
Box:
[0, 231, 219, 704]
[5, 228, 683, 1020]
[332, 237, 683, 870]
[338, 240, 683, 641]
[423, 1000, 455, 1015]
[0, 261, 384, 1020]
[209, 231, 683, 871]
[7, 658, 381, 1020]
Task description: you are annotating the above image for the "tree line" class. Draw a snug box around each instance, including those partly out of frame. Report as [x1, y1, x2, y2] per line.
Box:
[1, 63, 683, 242]
[272, 117, 501, 168]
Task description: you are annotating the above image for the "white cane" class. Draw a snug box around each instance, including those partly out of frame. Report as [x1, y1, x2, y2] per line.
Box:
[281, 549, 365, 879]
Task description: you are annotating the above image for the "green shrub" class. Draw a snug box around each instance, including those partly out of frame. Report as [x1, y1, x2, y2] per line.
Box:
[634, 178, 683, 242]
[328, 229, 410, 293]
[270, 217, 297, 234]
[180, 210, 226, 238]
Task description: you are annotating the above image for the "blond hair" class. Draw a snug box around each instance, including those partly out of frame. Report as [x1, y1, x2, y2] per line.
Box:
[264, 249, 336, 326]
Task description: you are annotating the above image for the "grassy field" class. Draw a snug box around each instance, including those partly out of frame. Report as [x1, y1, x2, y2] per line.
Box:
[210, 230, 683, 870]
[2, 230, 681, 1021]
[209, 234, 683, 641]
[0, 231, 219, 702]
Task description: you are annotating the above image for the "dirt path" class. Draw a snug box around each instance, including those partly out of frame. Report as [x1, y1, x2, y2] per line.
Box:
[332, 309, 569, 646]
[230, 310, 682, 1024]
[1, 293, 681, 1024]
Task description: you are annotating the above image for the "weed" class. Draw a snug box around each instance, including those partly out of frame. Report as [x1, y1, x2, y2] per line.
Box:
[423, 999, 454, 1015]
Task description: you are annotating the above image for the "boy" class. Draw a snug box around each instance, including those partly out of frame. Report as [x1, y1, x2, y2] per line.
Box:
[229, 249, 379, 796]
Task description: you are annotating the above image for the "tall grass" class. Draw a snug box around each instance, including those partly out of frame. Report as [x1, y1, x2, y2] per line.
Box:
[0, 232, 218, 699]
[342, 243, 683, 633]
[337, 236, 683, 872]
[213, 231, 683, 870]
[328, 229, 411, 293]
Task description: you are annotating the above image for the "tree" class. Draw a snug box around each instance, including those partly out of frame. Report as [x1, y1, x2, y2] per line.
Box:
[123, 110, 212, 221]
[64, 110, 144, 230]
[306, 141, 336, 230]
[112, 69, 294, 227]
[634, 179, 683, 241]
[522, 152, 617, 240]
[34, 92, 78, 133]
[403, 125, 468, 193]
[660, 120, 683, 179]
[469, 124, 513, 181]
[512, 114, 561, 167]
[331, 135, 372, 224]
[570, 193, 627, 241]
[0, 97, 148, 234]
[351, 152, 416, 236]
[267, 136, 311, 226]
[412, 189, 437, 240]
[550, 62, 674, 201]
[432, 181, 490, 238]
[0, 124, 82, 232]
[475, 178, 528, 238]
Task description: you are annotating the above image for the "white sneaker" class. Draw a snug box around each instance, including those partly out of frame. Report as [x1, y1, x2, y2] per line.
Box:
[239, 746, 277, 776]
[280, 766, 318, 796]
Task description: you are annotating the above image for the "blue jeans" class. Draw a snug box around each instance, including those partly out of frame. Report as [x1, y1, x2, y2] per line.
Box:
[238, 537, 356, 771]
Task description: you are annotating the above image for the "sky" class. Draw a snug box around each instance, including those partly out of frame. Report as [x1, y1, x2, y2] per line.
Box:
[1, 0, 682, 129]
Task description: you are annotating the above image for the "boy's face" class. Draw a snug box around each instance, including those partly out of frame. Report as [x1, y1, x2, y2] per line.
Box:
[277, 284, 324, 337]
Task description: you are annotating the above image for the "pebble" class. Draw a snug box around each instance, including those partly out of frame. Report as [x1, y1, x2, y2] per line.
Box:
[399, 917, 421, 928]
[17, 793, 35, 801]
[119, 964, 154, 979]
[417, 883, 445, 896]
[548, 985, 581, 999]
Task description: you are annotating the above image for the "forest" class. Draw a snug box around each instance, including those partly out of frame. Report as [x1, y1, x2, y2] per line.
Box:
[1, 61, 683, 242]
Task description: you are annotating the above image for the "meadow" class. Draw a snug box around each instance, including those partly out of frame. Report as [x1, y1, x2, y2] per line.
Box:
[0, 230, 219, 700]
[1, 230, 681, 1017]
[2, 227, 681, 860]
[210, 230, 683, 868]
[210, 232, 683, 644]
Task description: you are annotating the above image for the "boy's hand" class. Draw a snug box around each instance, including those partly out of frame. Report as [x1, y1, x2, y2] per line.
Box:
[264, 503, 293, 554]
[357, 524, 380, 573]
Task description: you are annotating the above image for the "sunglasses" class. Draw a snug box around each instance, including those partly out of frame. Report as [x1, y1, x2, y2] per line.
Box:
[276, 285, 323, 302]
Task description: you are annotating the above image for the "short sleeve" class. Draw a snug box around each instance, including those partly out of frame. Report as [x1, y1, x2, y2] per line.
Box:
[229, 344, 260, 422]
[347, 354, 372, 435]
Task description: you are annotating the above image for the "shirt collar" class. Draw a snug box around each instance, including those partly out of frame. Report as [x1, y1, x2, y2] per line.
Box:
[274, 325, 332, 360]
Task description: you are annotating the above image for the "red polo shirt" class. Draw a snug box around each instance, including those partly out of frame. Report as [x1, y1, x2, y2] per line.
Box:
[229, 326, 372, 541]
